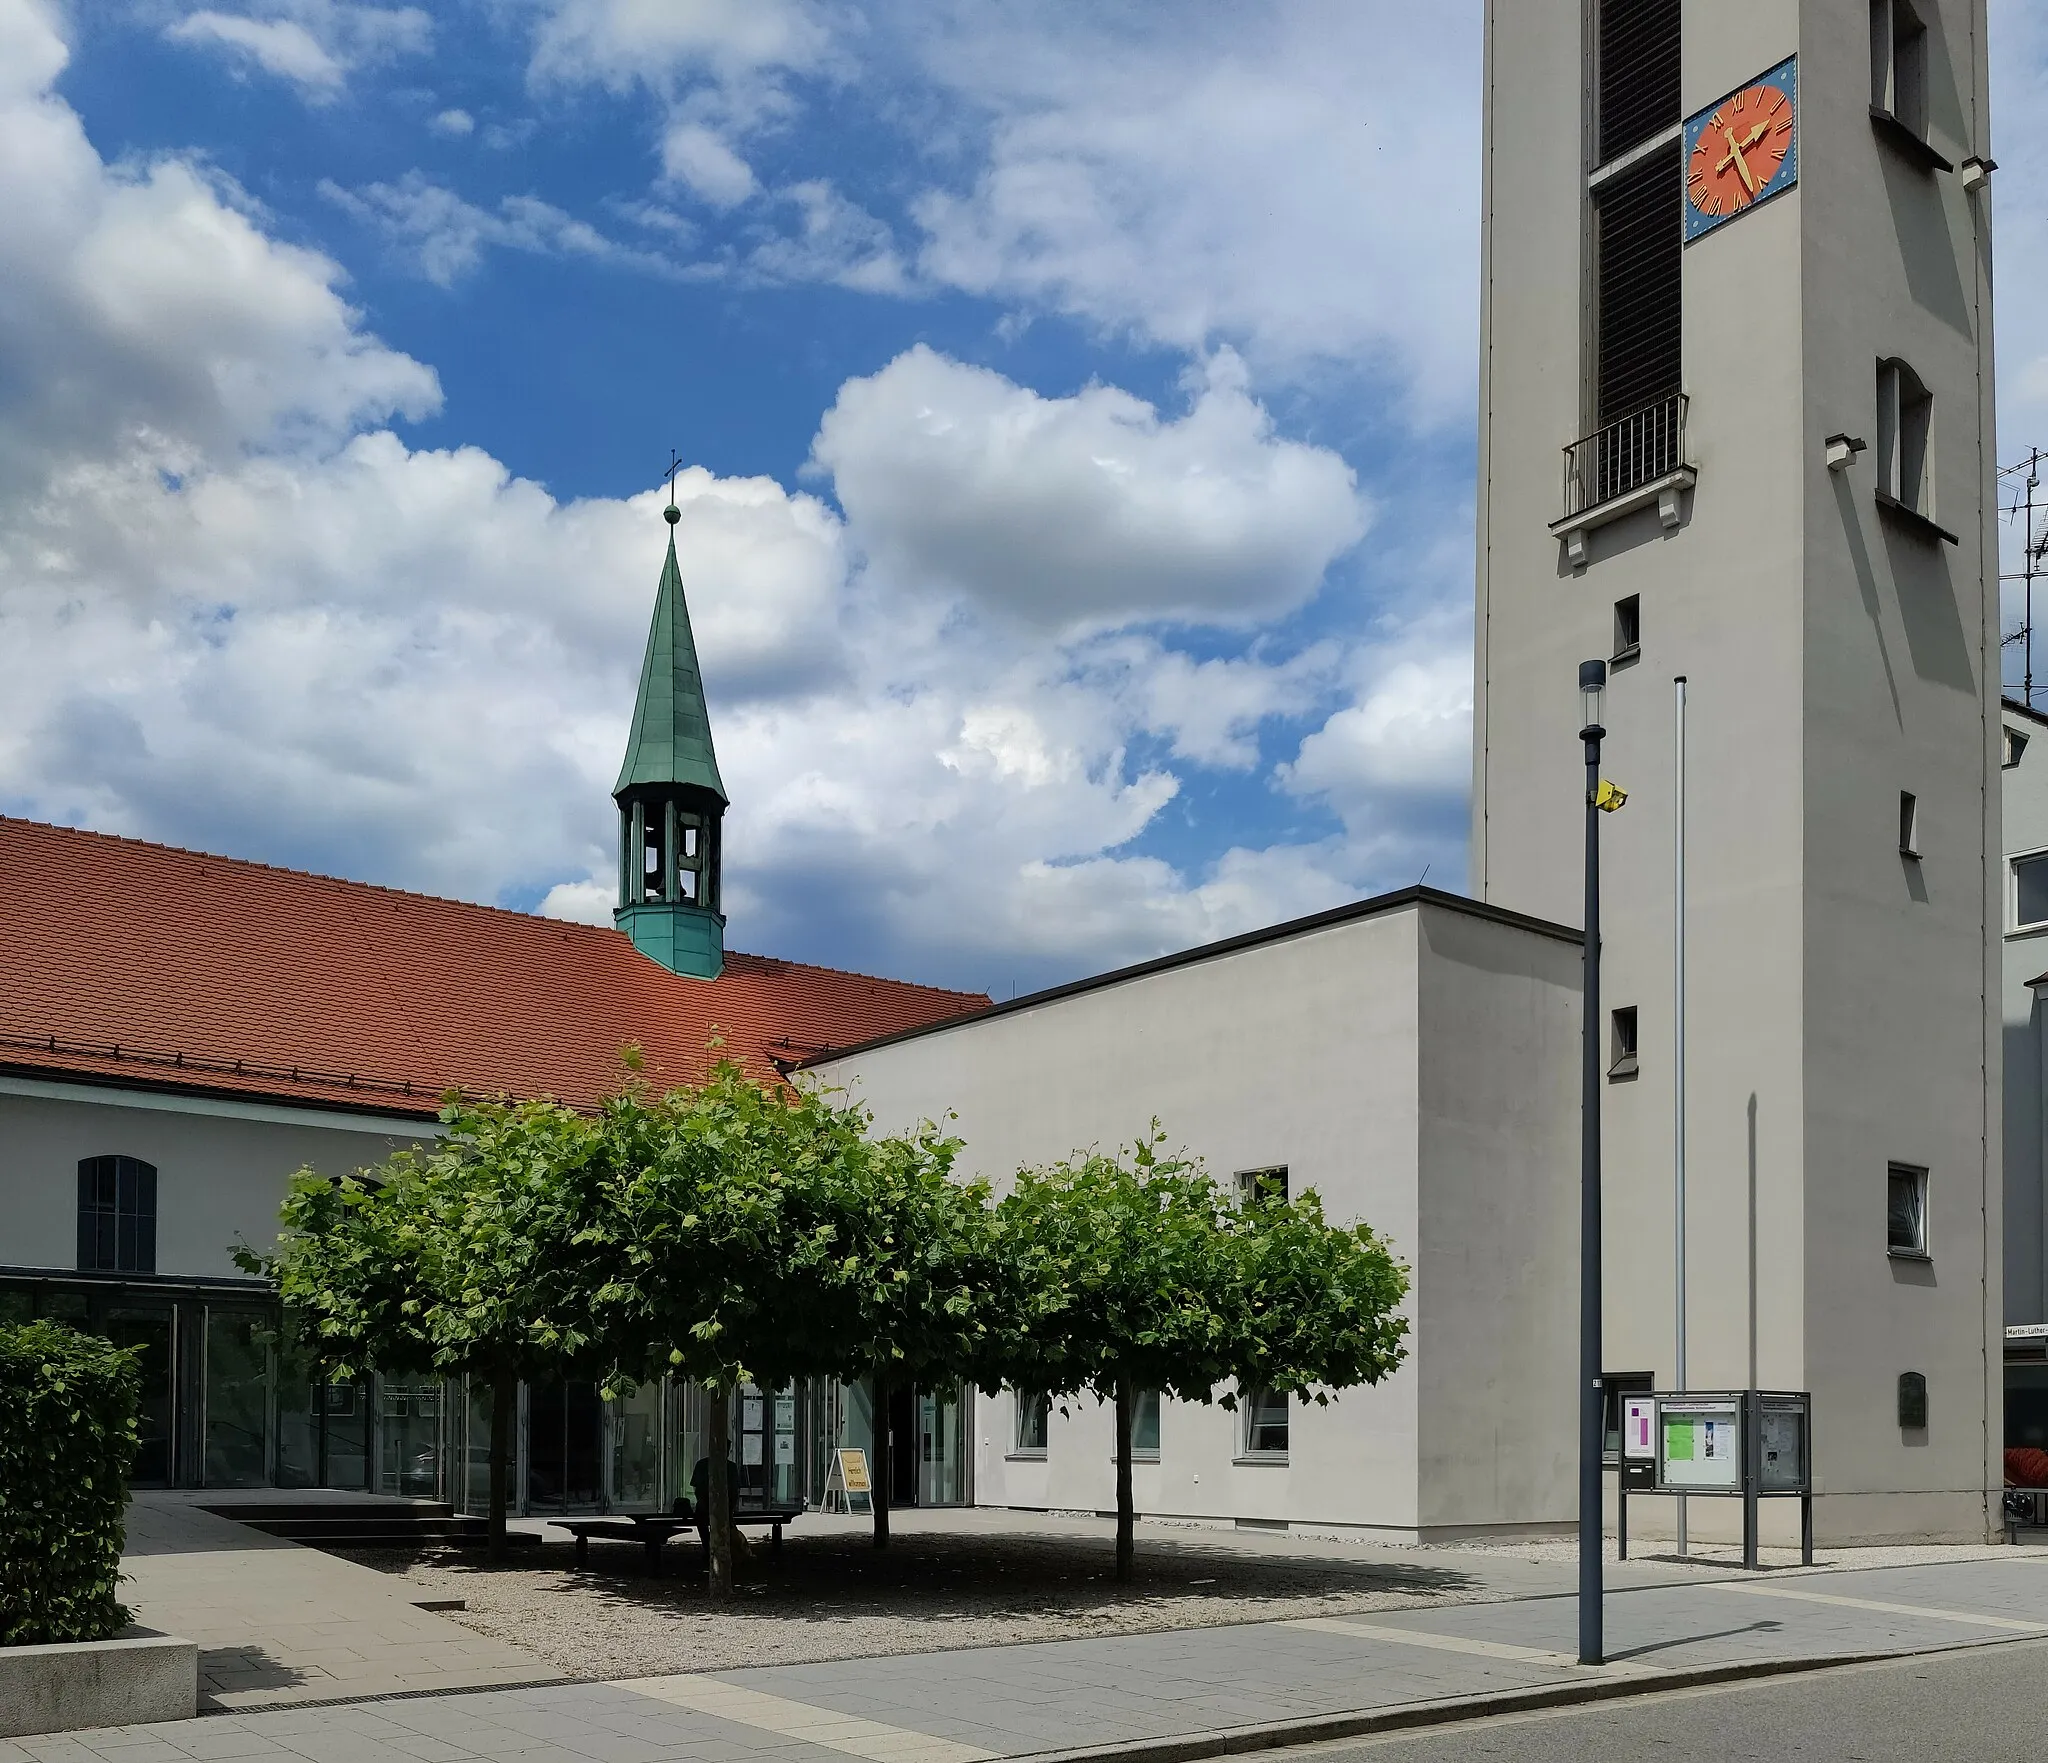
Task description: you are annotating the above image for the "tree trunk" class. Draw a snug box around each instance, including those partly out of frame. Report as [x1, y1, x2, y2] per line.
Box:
[1114, 1377, 1134, 1583]
[870, 1371, 891, 1549]
[707, 1384, 734, 1599]
[488, 1371, 514, 1565]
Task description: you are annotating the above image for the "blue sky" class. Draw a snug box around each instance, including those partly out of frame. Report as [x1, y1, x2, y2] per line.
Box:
[1, 0, 2044, 997]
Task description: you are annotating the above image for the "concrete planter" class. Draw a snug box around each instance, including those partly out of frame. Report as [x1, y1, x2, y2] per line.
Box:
[0, 1632, 198, 1737]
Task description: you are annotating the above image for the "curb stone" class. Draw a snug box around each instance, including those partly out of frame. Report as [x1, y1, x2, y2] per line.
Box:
[994, 1643, 2013, 1763]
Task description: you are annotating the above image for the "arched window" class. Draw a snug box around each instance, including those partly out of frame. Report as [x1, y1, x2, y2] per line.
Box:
[77, 1156, 157, 1273]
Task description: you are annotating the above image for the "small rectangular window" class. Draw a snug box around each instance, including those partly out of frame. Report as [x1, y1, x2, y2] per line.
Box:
[1131, 1390, 1161, 1457]
[1612, 596, 1642, 666]
[1871, 0, 1929, 138]
[1609, 1006, 1639, 1079]
[1887, 1163, 1929, 1258]
[2016, 853, 2048, 930]
[1013, 1390, 1048, 1455]
[2006, 728, 2030, 770]
[1899, 791, 1920, 858]
[76, 1156, 156, 1274]
[1236, 1166, 1289, 1207]
[1877, 359, 1934, 518]
[1242, 1387, 1289, 1457]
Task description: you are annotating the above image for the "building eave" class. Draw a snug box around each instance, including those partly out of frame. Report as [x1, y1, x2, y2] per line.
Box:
[798, 885, 1583, 1071]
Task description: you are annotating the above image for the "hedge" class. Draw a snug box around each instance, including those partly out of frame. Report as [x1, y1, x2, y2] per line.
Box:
[0, 1321, 141, 1646]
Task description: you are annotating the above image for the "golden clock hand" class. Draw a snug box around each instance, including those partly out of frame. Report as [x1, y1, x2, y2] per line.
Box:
[1719, 124, 1764, 195]
[1720, 123, 1769, 194]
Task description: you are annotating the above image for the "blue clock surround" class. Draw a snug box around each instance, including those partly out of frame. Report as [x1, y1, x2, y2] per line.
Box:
[1683, 56, 1799, 243]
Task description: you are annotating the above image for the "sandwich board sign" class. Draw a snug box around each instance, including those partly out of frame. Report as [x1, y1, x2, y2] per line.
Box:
[824, 1447, 872, 1513]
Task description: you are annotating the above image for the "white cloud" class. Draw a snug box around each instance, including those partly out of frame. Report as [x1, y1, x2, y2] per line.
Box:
[750, 181, 906, 293]
[811, 345, 1367, 630]
[0, 7, 434, 493]
[166, 13, 343, 92]
[321, 172, 677, 286]
[429, 107, 475, 138]
[903, 0, 1483, 416]
[1283, 649, 1474, 823]
[529, 0, 831, 92]
[0, 0, 1468, 996]
[662, 121, 757, 207]
[161, 3, 430, 100]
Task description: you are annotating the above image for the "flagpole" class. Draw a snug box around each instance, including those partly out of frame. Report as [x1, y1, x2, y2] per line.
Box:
[1674, 674, 1689, 1558]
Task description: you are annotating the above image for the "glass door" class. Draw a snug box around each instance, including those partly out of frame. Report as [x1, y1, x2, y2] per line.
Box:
[609, 1382, 663, 1512]
[378, 1380, 445, 1498]
[526, 1380, 603, 1511]
[918, 1384, 966, 1507]
[203, 1310, 272, 1487]
[101, 1305, 176, 1487]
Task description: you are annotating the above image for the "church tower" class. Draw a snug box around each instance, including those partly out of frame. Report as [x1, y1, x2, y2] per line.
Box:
[1473, 1, 2000, 1540]
[615, 497, 727, 980]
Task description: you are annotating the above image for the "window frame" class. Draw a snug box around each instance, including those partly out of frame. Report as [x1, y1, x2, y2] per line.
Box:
[1237, 1386, 1289, 1462]
[1887, 1162, 1931, 1261]
[1608, 1006, 1640, 1080]
[1611, 595, 1642, 668]
[76, 1155, 158, 1275]
[1870, 0, 1932, 143]
[2012, 847, 2048, 933]
[1875, 358, 1939, 526]
[1010, 1389, 1049, 1459]
[1235, 1166, 1289, 1207]
[1130, 1389, 1161, 1462]
[1899, 791, 1921, 859]
[2005, 728, 2030, 771]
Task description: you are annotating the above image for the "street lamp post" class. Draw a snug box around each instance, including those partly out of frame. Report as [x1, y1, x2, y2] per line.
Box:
[1578, 658, 1607, 1668]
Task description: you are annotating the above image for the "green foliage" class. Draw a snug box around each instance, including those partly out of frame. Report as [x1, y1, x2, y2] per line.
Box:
[830, 1117, 994, 1391]
[244, 1096, 618, 1387]
[0, 1321, 140, 1645]
[596, 1064, 876, 1392]
[993, 1130, 1238, 1407]
[1222, 1186, 1411, 1404]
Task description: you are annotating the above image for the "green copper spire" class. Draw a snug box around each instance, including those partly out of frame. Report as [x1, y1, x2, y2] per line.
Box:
[614, 507, 727, 802]
[614, 493, 728, 981]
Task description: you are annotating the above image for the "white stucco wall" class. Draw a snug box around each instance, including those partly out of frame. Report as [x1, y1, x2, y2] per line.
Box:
[810, 896, 1582, 1540]
[0, 1079, 436, 1281]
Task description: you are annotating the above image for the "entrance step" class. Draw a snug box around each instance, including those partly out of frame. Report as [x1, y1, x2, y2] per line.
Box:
[198, 1501, 542, 1550]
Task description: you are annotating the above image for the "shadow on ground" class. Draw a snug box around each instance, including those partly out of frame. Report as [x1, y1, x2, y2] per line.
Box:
[199, 1644, 320, 1707]
[324, 1525, 1481, 1678]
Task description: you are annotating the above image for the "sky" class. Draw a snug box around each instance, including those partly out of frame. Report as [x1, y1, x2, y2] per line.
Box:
[2, 1, 2046, 999]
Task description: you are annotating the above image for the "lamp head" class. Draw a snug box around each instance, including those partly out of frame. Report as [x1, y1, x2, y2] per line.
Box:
[1579, 658, 1607, 735]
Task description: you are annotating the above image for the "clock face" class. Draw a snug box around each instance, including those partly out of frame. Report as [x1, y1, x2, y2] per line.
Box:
[1683, 59, 1798, 242]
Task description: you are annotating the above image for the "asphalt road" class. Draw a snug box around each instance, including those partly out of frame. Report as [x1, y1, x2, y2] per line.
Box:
[1301, 1637, 2048, 1761]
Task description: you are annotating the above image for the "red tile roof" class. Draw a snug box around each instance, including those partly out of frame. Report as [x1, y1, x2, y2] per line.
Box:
[0, 818, 988, 1118]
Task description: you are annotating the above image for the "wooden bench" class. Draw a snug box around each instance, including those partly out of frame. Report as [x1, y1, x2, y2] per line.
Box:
[555, 1507, 804, 1573]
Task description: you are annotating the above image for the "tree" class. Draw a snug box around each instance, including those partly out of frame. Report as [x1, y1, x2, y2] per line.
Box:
[247, 1096, 617, 1560]
[595, 1064, 874, 1598]
[1219, 1182, 1411, 1434]
[992, 1130, 1239, 1581]
[823, 1116, 994, 1549]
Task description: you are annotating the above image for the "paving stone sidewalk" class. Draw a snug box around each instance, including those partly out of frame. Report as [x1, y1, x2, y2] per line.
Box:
[122, 1494, 561, 1708]
[21, 1553, 2048, 1763]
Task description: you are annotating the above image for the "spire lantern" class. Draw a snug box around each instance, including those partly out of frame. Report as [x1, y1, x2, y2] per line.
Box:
[614, 468, 727, 979]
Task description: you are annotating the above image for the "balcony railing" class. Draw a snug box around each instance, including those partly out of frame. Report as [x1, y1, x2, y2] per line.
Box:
[1562, 393, 1689, 520]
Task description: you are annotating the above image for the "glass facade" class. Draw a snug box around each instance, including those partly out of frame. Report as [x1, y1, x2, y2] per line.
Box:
[0, 1275, 968, 1511]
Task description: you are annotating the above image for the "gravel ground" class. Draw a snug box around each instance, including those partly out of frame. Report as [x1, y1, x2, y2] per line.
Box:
[333, 1523, 1498, 1678]
[328, 1511, 2025, 1680]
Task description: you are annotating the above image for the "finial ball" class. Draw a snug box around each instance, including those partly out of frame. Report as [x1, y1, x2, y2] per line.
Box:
[664, 503, 681, 525]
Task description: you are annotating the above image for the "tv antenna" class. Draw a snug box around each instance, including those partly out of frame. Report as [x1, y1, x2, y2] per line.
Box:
[2000, 449, 2048, 707]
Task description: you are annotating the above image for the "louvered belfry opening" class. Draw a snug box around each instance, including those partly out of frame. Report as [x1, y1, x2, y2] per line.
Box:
[1590, 0, 1682, 501]
[1598, 0, 1681, 163]
[1596, 145, 1682, 427]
